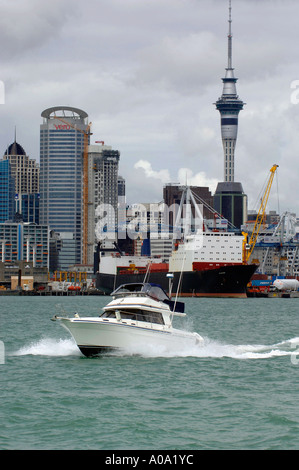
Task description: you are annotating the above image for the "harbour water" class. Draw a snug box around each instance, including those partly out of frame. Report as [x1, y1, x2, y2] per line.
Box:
[1, 295, 299, 450]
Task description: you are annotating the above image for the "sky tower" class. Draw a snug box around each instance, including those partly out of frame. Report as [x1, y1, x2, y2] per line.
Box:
[215, 0, 245, 183]
[213, 1, 247, 229]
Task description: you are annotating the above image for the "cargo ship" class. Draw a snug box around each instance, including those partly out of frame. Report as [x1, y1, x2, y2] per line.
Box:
[96, 231, 257, 298]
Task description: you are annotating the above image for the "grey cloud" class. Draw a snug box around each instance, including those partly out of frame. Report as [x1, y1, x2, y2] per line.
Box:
[0, 0, 299, 213]
[0, 0, 76, 59]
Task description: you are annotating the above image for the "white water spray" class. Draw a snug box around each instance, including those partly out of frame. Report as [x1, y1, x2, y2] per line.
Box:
[12, 335, 299, 360]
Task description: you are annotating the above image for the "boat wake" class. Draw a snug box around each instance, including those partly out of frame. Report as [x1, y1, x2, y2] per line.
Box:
[118, 335, 299, 359]
[191, 336, 299, 360]
[13, 335, 299, 360]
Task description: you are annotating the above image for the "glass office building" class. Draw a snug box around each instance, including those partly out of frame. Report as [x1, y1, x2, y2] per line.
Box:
[87, 144, 120, 264]
[40, 106, 89, 268]
[15, 194, 40, 224]
[0, 160, 15, 223]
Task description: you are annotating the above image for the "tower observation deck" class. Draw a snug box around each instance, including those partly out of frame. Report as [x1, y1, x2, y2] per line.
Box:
[214, 0, 245, 183]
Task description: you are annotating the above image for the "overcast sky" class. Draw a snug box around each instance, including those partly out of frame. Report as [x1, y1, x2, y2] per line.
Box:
[0, 0, 299, 214]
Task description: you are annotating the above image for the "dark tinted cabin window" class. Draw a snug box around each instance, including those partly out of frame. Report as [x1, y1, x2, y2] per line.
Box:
[107, 309, 164, 325]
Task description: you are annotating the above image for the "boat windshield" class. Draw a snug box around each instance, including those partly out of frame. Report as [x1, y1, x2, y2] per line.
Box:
[111, 283, 169, 301]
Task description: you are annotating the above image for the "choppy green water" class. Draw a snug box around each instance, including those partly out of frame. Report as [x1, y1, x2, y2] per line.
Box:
[1, 296, 299, 450]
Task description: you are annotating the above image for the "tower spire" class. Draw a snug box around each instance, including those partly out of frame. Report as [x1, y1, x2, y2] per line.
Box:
[214, 0, 245, 183]
[228, 0, 232, 69]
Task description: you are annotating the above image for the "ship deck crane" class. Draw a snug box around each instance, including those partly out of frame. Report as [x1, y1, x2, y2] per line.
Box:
[243, 164, 279, 263]
[53, 115, 92, 265]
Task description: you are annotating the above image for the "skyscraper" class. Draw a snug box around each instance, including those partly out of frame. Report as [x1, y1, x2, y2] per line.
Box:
[213, 1, 247, 229]
[40, 106, 89, 268]
[3, 138, 40, 223]
[0, 160, 14, 223]
[214, 0, 244, 183]
[88, 143, 120, 264]
[3, 139, 39, 194]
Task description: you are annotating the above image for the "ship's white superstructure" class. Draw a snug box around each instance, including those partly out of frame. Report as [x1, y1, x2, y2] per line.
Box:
[169, 232, 244, 272]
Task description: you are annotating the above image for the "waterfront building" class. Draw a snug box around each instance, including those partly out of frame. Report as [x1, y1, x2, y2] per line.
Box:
[126, 201, 175, 260]
[40, 106, 89, 268]
[0, 260, 48, 290]
[118, 176, 125, 198]
[3, 138, 40, 223]
[0, 222, 49, 268]
[89, 143, 120, 263]
[117, 175, 126, 241]
[163, 184, 214, 228]
[213, 1, 247, 229]
[3, 139, 39, 194]
[0, 160, 15, 223]
[51, 231, 76, 271]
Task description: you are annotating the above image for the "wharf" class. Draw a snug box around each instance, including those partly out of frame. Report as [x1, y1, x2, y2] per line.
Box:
[268, 291, 299, 298]
[247, 290, 299, 298]
[0, 289, 106, 296]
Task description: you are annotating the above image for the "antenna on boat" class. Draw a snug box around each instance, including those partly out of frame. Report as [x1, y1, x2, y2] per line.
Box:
[166, 273, 174, 299]
[172, 254, 186, 323]
[113, 271, 117, 292]
[143, 261, 151, 283]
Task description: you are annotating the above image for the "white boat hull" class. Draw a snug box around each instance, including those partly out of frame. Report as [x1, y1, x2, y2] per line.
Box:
[59, 318, 203, 356]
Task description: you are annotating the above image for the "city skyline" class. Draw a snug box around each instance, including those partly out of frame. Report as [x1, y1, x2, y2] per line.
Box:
[0, 0, 299, 214]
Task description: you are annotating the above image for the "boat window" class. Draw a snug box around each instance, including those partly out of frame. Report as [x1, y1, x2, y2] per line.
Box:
[117, 309, 165, 325]
[137, 311, 164, 325]
[100, 311, 116, 318]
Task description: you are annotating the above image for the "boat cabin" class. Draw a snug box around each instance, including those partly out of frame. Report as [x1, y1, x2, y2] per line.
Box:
[110, 282, 185, 313]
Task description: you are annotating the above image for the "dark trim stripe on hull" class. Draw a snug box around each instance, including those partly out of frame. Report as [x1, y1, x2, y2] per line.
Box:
[78, 345, 117, 357]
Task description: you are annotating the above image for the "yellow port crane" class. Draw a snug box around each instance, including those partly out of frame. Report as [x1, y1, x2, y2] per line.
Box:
[54, 115, 92, 265]
[243, 164, 279, 263]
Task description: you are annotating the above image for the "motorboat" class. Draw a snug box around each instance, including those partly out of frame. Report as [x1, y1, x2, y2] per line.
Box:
[52, 282, 204, 357]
